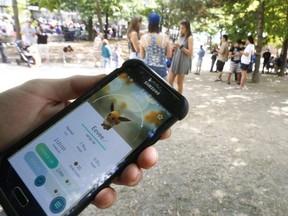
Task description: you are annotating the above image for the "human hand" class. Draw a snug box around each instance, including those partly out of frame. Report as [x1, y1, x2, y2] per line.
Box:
[173, 43, 181, 49]
[0, 75, 171, 209]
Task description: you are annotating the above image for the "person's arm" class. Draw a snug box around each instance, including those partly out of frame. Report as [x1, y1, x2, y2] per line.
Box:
[243, 46, 251, 57]
[228, 49, 233, 59]
[166, 36, 172, 59]
[130, 31, 140, 53]
[0, 75, 171, 209]
[139, 35, 146, 59]
[180, 35, 193, 57]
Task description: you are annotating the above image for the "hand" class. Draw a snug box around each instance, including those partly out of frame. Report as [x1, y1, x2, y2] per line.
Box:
[0, 75, 171, 209]
[173, 43, 180, 49]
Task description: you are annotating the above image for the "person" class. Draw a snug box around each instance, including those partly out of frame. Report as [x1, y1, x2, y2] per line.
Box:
[168, 18, 193, 94]
[21, 20, 36, 46]
[265, 56, 274, 73]
[0, 75, 171, 210]
[210, 44, 218, 72]
[63, 45, 75, 63]
[227, 40, 242, 85]
[101, 39, 111, 69]
[239, 36, 255, 89]
[112, 44, 122, 69]
[36, 27, 49, 63]
[55, 25, 61, 34]
[262, 48, 271, 74]
[215, 35, 229, 82]
[127, 15, 142, 59]
[93, 33, 103, 67]
[274, 54, 282, 74]
[0, 19, 9, 63]
[195, 45, 205, 75]
[140, 13, 171, 80]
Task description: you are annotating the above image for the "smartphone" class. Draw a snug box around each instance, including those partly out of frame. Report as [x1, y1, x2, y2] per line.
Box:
[0, 59, 189, 216]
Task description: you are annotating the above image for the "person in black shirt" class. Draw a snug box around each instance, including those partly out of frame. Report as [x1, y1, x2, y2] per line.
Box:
[210, 44, 218, 72]
[262, 48, 271, 73]
[227, 40, 242, 85]
[36, 27, 49, 63]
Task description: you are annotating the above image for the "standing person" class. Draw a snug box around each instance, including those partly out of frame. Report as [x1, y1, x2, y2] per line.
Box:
[210, 44, 218, 72]
[36, 27, 49, 63]
[140, 13, 171, 80]
[101, 39, 111, 69]
[239, 36, 255, 89]
[127, 15, 142, 59]
[195, 45, 205, 75]
[0, 19, 9, 63]
[21, 20, 36, 46]
[215, 35, 229, 82]
[168, 18, 193, 94]
[112, 44, 122, 69]
[93, 33, 103, 67]
[262, 48, 271, 74]
[227, 40, 242, 85]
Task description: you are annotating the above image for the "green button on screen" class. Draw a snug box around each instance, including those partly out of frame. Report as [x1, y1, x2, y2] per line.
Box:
[36, 143, 59, 169]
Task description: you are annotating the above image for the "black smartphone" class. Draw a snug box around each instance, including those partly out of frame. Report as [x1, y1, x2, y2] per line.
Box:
[0, 59, 189, 216]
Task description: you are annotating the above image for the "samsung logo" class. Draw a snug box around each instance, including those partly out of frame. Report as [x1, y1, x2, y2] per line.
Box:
[144, 80, 161, 95]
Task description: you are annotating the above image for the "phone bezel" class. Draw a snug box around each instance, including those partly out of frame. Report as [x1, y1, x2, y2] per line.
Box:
[0, 59, 189, 215]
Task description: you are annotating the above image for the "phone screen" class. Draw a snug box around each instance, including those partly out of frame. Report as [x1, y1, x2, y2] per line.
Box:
[8, 72, 172, 215]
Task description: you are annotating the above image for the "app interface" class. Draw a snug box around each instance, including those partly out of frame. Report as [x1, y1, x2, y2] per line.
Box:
[9, 72, 171, 215]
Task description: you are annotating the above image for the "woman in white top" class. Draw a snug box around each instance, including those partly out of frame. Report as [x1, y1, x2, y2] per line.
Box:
[239, 36, 255, 89]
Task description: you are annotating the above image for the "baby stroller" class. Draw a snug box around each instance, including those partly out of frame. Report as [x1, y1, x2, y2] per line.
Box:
[15, 40, 35, 67]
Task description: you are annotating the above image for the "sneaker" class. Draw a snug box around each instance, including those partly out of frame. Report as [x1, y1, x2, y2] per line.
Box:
[215, 78, 222, 82]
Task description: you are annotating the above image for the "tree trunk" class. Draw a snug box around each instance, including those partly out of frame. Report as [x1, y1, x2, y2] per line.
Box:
[87, 16, 93, 41]
[12, 0, 21, 40]
[95, 0, 103, 33]
[104, 11, 109, 39]
[279, 37, 288, 76]
[252, 0, 265, 83]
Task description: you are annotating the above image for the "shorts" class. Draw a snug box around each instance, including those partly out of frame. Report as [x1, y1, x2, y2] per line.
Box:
[149, 65, 168, 78]
[196, 60, 203, 67]
[216, 60, 225, 72]
[240, 63, 249, 71]
[229, 61, 241, 73]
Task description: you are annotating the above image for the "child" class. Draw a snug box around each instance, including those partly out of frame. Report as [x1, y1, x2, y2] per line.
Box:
[195, 45, 205, 75]
[101, 39, 111, 69]
[111, 44, 122, 69]
[63, 45, 74, 63]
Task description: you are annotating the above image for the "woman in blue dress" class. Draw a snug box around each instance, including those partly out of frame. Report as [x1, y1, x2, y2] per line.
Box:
[140, 13, 172, 80]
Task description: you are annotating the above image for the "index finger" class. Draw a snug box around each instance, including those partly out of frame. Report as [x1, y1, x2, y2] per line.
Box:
[45, 74, 106, 102]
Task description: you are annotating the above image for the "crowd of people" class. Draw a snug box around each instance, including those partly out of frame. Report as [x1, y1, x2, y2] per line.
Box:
[210, 34, 288, 89]
[1, 12, 288, 92]
[126, 13, 193, 94]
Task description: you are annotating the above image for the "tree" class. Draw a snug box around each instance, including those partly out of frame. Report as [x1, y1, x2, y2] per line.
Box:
[265, 0, 288, 76]
[12, 0, 21, 40]
[252, 0, 265, 83]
